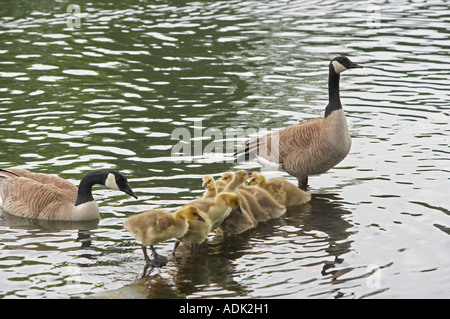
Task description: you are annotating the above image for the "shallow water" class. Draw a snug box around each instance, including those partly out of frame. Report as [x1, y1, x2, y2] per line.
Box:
[0, 0, 449, 299]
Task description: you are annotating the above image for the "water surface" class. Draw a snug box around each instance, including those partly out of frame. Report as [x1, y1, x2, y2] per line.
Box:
[0, 0, 449, 299]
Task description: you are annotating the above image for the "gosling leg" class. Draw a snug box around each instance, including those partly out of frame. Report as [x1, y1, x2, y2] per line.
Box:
[172, 241, 180, 257]
[192, 243, 199, 256]
[142, 245, 152, 265]
[150, 245, 168, 267]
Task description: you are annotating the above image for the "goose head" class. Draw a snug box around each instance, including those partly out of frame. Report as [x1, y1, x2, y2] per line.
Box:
[104, 171, 138, 199]
[330, 56, 363, 75]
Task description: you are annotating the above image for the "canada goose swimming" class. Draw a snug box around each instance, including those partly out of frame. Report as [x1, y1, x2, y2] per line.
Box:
[0, 168, 137, 221]
[173, 192, 242, 255]
[246, 171, 311, 207]
[235, 57, 363, 189]
[124, 205, 205, 267]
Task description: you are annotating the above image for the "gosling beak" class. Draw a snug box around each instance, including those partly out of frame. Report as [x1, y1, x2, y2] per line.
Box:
[202, 182, 208, 189]
[245, 180, 251, 185]
[123, 185, 138, 199]
[197, 215, 205, 222]
[236, 206, 243, 214]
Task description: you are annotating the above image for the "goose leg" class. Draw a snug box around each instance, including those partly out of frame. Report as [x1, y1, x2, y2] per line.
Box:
[298, 176, 308, 190]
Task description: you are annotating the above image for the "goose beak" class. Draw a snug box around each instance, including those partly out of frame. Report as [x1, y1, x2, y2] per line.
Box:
[202, 182, 208, 189]
[236, 206, 243, 214]
[197, 215, 205, 222]
[124, 185, 138, 199]
[245, 180, 250, 185]
[349, 62, 363, 69]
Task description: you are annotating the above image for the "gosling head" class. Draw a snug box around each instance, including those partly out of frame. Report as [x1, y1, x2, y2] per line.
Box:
[178, 206, 205, 222]
[221, 193, 243, 214]
[202, 175, 215, 190]
[245, 176, 258, 186]
[220, 172, 233, 184]
[103, 171, 138, 199]
[234, 170, 249, 184]
[330, 56, 363, 75]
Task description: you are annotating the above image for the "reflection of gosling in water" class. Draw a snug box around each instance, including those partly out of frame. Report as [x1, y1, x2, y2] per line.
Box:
[246, 171, 311, 207]
[173, 192, 242, 255]
[124, 206, 205, 267]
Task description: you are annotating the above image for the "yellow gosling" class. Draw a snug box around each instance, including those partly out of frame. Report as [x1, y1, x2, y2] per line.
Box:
[226, 170, 285, 220]
[174, 210, 212, 256]
[124, 205, 205, 267]
[215, 172, 233, 190]
[218, 171, 259, 235]
[201, 175, 217, 199]
[246, 171, 311, 207]
[173, 192, 243, 255]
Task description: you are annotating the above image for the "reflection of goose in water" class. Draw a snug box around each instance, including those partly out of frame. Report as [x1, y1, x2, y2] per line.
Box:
[0, 211, 99, 248]
[284, 193, 354, 289]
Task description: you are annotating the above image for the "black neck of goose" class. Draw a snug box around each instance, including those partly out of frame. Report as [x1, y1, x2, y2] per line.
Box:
[75, 172, 106, 206]
[324, 68, 342, 117]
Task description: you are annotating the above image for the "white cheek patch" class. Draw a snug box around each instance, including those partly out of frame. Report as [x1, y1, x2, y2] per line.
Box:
[105, 173, 120, 190]
[332, 60, 347, 74]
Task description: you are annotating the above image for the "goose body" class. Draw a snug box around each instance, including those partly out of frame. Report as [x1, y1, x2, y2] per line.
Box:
[235, 57, 362, 189]
[124, 205, 205, 266]
[0, 168, 137, 221]
[246, 171, 311, 207]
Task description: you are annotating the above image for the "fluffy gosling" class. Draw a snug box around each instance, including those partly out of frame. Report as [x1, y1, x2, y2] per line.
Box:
[124, 205, 205, 267]
[246, 171, 311, 207]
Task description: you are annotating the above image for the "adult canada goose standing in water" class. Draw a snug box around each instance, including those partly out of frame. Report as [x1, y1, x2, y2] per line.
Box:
[235, 56, 363, 189]
[0, 168, 137, 221]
